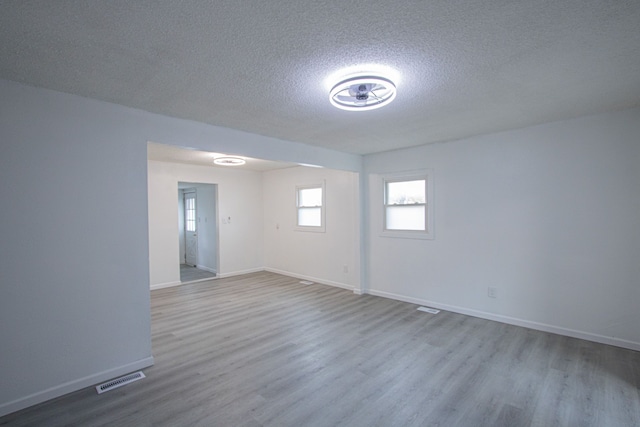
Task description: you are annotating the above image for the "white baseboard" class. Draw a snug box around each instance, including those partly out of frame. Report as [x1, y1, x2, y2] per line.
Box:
[365, 289, 640, 352]
[265, 267, 355, 292]
[217, 267, 264, 278]
[153, 267, 265, 285]
[150, 280, 181, 291]
[196, 264, 217, 274]
[0, 356, 154, 418]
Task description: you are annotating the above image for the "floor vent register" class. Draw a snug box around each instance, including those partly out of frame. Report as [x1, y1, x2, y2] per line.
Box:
[96, 371, 146, 394]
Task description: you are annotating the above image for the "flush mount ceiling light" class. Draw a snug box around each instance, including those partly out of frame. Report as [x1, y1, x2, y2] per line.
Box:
[213, 156, 245, 166]
[329, 75, 397, 111]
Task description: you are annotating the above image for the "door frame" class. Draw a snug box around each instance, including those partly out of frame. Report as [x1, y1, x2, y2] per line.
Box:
[178, 183, 220, 276]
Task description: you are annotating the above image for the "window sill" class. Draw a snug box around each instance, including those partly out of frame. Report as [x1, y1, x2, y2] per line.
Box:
[295, 226, 326, 233]
[381, 230, 434, 240]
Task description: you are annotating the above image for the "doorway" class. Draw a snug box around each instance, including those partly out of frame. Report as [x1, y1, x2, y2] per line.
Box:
[178, 183, 218, 283]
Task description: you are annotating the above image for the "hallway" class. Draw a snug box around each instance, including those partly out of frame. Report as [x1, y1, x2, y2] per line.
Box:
[180, 264, 216, 283]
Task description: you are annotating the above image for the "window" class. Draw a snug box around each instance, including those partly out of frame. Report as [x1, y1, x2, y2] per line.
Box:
[296, 182, 325, 232]
[184, 193, 196, 232]
[382, 171, 434, 239]
[385, 179, 425, 230]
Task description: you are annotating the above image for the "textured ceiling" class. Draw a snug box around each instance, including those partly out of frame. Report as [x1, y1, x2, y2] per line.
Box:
[1, 1, 639, 155]
[147, 142, 298, 171]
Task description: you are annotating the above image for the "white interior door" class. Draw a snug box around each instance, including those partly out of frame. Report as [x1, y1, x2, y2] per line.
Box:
[184, 191, 198, 266]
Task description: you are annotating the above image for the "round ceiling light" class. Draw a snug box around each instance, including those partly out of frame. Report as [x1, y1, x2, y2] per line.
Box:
[329, 75, 397, 111]
[213, 156, 245, 166]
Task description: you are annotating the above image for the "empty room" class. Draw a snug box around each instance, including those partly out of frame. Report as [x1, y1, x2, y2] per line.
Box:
[1, 1, 639, 426]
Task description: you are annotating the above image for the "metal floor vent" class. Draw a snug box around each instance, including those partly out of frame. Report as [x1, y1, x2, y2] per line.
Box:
[417, 306, 440, 314]
[96, 371, 145, 394]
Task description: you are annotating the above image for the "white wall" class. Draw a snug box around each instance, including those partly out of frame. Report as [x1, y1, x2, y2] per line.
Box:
[155, 163, 362, 291]
[365, 107, 640, 350]
[0, 78, 360, 416]
[149, 161, 263, 288]
[0, 81, 154, 415]
[263, 166, 361, 290]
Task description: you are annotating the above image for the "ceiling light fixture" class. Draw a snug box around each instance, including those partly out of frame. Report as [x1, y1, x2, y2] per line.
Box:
[213, 156, 245, 166]
[329, 75, 397, 111]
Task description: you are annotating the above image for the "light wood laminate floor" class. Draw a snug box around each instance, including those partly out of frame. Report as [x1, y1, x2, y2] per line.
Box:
[1, 271, 639, 426]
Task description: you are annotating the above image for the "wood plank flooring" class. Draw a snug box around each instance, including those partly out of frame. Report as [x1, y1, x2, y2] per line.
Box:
[2, 271, 639, 426]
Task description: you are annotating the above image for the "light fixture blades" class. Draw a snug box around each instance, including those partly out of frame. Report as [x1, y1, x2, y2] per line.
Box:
[213, 156, 246, 166]
[329, 75, 396, 111]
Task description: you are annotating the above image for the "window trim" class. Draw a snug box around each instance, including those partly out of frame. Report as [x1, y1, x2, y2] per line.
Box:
[295, 181, 326, 233]
[381, 170, 434, 240]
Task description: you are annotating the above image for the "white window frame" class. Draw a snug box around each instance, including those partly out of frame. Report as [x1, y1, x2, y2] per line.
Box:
[381, 170, 434, 240]
[295, 181, 326, 232]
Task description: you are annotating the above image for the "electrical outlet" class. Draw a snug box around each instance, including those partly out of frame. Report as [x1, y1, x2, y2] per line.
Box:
[488, 287, 498, 298]
[343, 265, 349, 273]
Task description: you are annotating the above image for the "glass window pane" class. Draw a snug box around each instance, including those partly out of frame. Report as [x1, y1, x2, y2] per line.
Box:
[299, 188, 322, 207]
[298, 207, 321, 227]
[386, 205, 425, 231]
[386, 180, 425, 205]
